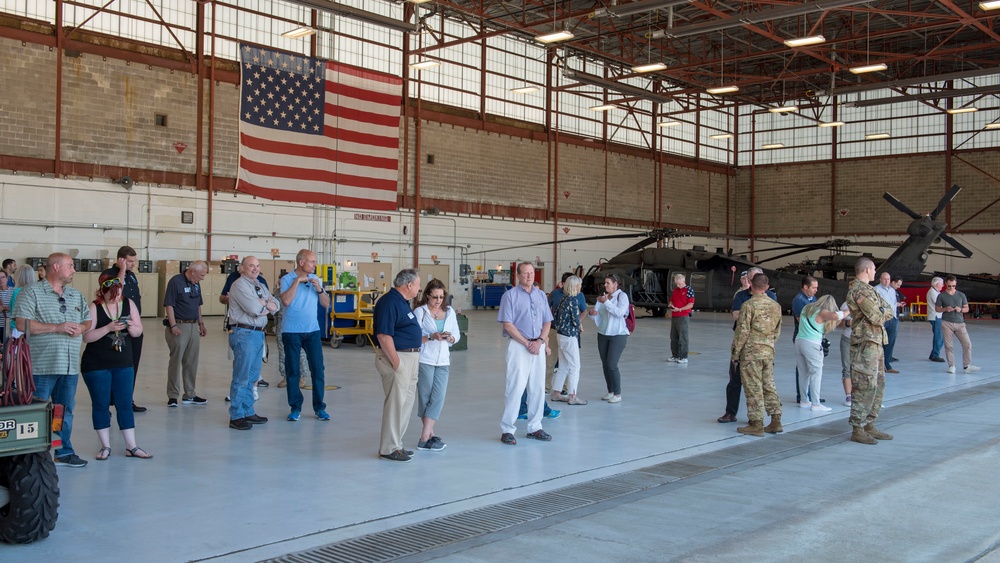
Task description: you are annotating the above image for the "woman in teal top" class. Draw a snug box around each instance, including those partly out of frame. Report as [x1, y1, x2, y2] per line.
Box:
[795, 295, 847, 412]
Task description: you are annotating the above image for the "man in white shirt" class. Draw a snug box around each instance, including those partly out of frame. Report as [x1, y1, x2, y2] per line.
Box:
[926, 277, 945, 362]
[873, 272, 899, 373]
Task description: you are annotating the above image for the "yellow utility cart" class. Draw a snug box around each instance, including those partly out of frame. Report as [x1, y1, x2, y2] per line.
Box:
[329, 288, 379, 348]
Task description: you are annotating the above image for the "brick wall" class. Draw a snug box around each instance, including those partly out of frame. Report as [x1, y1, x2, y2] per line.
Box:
[61, 54, 199, 172]
[0, 37, 56, 159]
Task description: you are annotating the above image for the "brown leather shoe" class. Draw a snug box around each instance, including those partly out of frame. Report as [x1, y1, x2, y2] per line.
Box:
[886, 368, 900, 373]
[717, 413, 737, 423]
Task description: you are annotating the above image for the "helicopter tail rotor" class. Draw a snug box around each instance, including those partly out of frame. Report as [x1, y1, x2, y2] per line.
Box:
[883, 192, 922, 220]
[929, 184, 962, 220]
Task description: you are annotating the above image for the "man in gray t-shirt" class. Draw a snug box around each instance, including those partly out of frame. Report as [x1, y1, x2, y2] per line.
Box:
[935, 275, 979, 374]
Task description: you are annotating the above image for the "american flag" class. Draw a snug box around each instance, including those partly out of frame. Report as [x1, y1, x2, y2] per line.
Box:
[236, 44, 402, 211]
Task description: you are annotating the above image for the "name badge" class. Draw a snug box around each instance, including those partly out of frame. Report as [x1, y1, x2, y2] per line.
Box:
[407, 312, 415, 319]
[184, 287, 191, 293]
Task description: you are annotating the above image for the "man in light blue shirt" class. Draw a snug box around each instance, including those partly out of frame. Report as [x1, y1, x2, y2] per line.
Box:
[279, 249, 332, 421]
[874, 272, 899, 373]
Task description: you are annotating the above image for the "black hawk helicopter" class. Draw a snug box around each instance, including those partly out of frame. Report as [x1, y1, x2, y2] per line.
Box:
[479, 185, 996, 314]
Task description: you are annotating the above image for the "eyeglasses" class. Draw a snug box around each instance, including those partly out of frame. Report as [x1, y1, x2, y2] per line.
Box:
[101, 278, 122, 288]
[58, 296, 66, 313]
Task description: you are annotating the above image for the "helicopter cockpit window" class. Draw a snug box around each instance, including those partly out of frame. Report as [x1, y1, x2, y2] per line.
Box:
[689, 272, 709, 293]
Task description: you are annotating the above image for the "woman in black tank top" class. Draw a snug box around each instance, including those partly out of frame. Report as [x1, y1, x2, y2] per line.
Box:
[80, 273, 152, 460]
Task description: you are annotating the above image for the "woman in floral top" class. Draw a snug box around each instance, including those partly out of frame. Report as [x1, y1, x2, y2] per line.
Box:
[550, 276, 590, 405]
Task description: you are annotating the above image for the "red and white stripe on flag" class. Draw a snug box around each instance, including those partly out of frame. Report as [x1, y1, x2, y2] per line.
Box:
[236, 44, 402, 211]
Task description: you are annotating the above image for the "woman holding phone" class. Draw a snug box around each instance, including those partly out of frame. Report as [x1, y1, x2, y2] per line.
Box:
[589, 273, 630, 403]
[413, 279, 460, 451]
[81, 272, 151, 460]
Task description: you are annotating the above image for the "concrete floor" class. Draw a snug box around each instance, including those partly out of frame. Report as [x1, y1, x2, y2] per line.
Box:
[2, 310, 999, 562]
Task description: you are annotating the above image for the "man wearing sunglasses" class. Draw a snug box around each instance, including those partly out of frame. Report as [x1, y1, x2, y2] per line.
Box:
[14, 252, 92, 468]
[935, 275, 980, 374]
[104, 245, 147, 412]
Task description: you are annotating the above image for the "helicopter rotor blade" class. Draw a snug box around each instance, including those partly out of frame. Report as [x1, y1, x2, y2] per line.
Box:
[883, 192, 922, 220]
[938, 233, 974, 258]
[929, 184, 962, 220]
[472, 232, 650, 256]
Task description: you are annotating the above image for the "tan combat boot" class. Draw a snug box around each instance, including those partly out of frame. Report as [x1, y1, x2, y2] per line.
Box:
[851, 426, 878, 445]
[763, 414, 783, 434]
[737, 420, 765, 437]
[864, 423, 893, 440]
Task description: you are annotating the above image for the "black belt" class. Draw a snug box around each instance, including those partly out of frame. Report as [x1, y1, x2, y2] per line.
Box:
[397, 348, 421, 353]
[527, 337, 542, 342]
[234, 323, 266, 331]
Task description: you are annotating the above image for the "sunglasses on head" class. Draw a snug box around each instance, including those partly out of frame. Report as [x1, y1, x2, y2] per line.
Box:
[101, 278, 122, 288]
[607, 274, 619, 283]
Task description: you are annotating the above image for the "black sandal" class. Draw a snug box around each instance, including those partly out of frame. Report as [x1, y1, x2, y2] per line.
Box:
[125, 446, 153, 459]
[96, 447, 111, 460]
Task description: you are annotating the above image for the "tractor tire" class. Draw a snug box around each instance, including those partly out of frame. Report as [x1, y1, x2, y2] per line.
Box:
[0, 452, 60, 544]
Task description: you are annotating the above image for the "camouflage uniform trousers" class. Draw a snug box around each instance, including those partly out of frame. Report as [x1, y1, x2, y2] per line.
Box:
[739, 358, 782, 422]
[849, 340, 885, 427]
[275, 309, 310, 384]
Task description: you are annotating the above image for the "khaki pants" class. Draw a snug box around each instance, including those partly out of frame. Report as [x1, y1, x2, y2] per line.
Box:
[942, 321, 972, 368]
[375, 349, 421, 455]
[165, 323, 201, 400]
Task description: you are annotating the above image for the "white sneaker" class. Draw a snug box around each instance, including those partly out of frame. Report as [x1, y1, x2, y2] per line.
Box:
[965, 365, 981, 373]
[677, 358, 688, 364]
[666, 357, 678, 362]
[799, 401, 812, 408]
[811, 404, 832, 412]
[844, 396, 852, 406]
[601, 392, 615, 401]
[608, 395, 622, 403]
[947, 366, 956, 374]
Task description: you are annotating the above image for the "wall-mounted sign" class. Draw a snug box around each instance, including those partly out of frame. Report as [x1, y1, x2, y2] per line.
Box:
[355, 213, 392, 222]
[181, 211, 194, 224]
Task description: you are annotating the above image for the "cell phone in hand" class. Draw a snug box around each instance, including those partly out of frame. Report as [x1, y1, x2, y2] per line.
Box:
[119, 315, 130, 323]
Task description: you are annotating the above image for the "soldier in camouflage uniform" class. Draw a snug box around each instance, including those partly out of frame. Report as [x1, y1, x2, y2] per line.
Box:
[731, 274, 783, 437]
[845, 258, 895, 445]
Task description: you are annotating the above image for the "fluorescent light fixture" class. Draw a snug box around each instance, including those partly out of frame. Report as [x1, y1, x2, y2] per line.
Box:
[850, 63, 888, 74]
[865, 133, 891, 140]
[409, 60, 440, 70]
[818, 121, 845, 127]
[761, 143, 785, 149]
[590, 104, 619, 112]
[510, 86, 540, 94]
[281, 26, 316, 39]
[282, 0, 419, 34]
[709, 133, 733, 140]
[986, 123, 1000, 129]
[768, 106, 799, 113]
[706, 85, 739, 95]
[657, 120, 681, 127]
[980, 0, 1000, 9]
[594, 0, 693, 18]
[784, 35, 826, 47]
[407, 0, 433, 3]
[632, 62, 668, 73]
[535, 30, 574, 44]
[945, 107, 978, 114]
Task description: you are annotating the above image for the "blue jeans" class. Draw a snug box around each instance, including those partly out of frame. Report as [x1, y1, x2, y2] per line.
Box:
[82, 366, 135, 431]
[519, 389, 552, 417]
[416, 363, 449, 421]
[33, 373, 79, 458]
[883, 317, 898, 369]
[229, 328, 264, 420]
[282, 330, 326, 413]
[930, 317, 944, 359]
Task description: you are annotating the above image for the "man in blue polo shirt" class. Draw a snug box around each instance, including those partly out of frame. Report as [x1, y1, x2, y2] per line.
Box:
[792, 275, 818, 401]
[874, 272, 899, 373]
[279, 249, 331, 421]
[374, 268, 423, 463]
